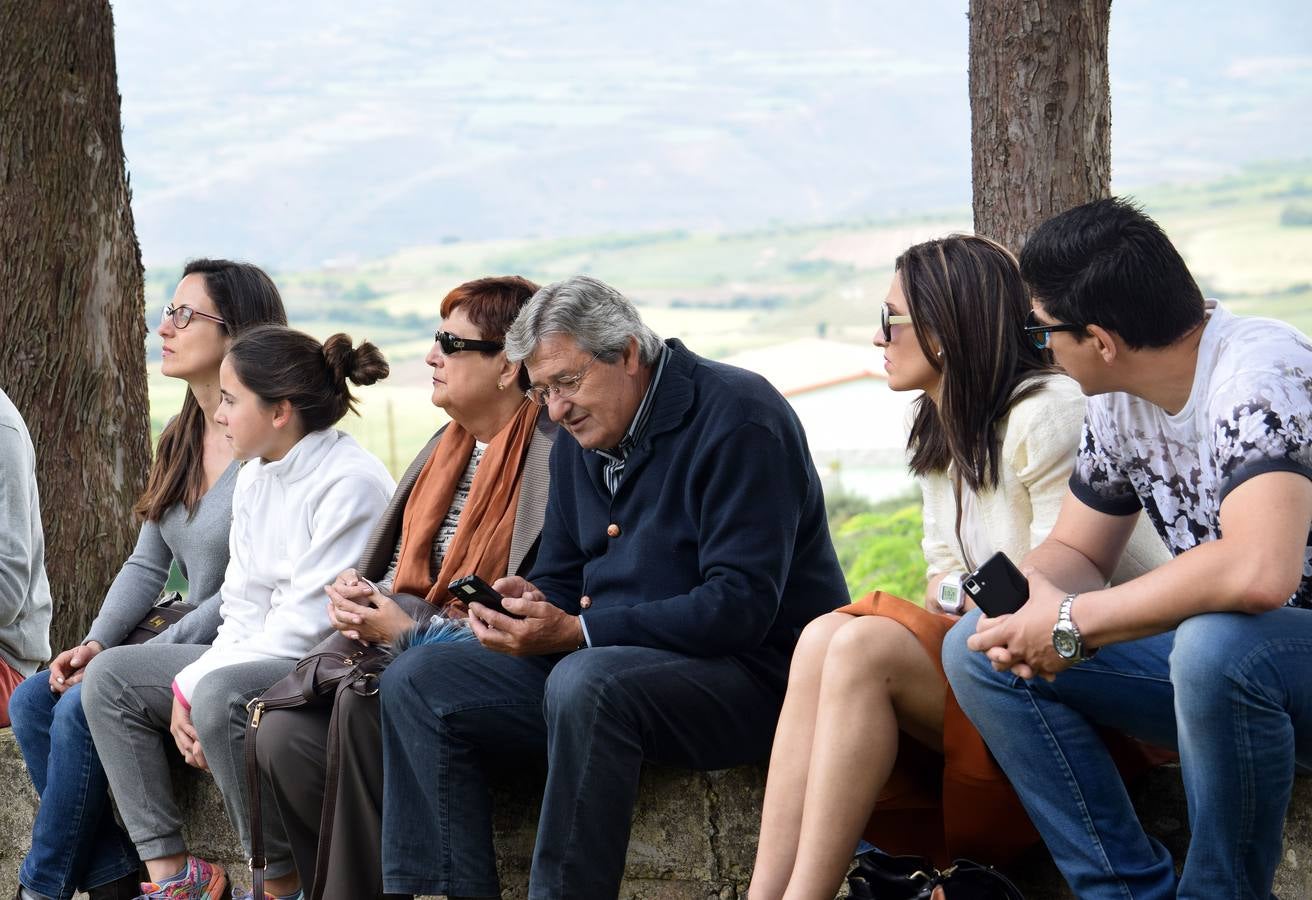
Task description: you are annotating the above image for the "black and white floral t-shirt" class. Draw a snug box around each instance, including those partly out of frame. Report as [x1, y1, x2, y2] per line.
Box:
[1070, 303, 1312, 607]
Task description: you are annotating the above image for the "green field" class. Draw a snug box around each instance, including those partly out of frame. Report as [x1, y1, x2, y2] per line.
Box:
[147, 159, 1312, 505]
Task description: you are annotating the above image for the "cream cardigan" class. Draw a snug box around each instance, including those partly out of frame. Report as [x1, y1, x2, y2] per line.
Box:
[919, 375, 1168, 589]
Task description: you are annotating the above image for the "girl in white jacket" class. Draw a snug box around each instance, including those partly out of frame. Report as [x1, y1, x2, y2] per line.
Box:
[83, 326, 396, 900]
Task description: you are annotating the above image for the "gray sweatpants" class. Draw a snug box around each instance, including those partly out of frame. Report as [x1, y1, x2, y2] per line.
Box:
[81, 644, 297, 877]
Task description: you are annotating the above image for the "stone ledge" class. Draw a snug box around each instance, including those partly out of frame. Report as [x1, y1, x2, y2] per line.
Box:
[2, 730, 1311, 898]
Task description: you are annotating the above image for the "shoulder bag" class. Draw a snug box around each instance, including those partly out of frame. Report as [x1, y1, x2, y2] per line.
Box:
[846, 848, 1025, 900]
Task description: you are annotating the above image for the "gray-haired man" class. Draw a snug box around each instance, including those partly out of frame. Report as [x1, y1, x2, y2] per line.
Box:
[378, 276, 846, 899]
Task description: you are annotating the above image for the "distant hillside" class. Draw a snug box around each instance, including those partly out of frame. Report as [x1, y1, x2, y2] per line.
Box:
[114, 0, 1312, 268]
[144, 159, 1312, 470]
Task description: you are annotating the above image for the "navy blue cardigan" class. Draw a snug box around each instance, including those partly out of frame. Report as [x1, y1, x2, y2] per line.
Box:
[528, 339, 846, 677]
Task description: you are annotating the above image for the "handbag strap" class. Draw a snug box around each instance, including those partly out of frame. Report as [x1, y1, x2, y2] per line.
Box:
[245, 698, 269, 898]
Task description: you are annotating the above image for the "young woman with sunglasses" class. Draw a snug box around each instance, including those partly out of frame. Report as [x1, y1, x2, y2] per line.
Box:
[749, 235, 1169, 900]
[8, 261, 287, 900]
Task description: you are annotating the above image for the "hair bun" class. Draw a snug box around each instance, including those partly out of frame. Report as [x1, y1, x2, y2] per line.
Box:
[322, 333, 389, 388]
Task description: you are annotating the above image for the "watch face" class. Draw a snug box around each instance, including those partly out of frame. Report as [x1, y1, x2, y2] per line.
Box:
[1053, 627, 1079, 659]
[940, 584, 959, 606]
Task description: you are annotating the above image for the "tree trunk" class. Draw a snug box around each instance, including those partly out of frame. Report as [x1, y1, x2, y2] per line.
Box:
[969, 0, 1112, 251]
[0, 1, 149, 654]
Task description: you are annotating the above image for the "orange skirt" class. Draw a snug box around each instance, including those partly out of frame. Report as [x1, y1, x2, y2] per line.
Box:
[837, 591, 1039, 867]
[840, 591, 1174, 867]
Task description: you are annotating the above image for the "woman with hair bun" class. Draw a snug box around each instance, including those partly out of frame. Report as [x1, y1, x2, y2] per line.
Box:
[82, 327, 395, 900]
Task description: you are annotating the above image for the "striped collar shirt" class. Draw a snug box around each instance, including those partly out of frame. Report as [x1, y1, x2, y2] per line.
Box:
[593, 345, 670, 495]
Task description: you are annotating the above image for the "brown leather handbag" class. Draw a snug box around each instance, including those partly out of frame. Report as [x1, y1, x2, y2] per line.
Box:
[243, 632, 391, 899]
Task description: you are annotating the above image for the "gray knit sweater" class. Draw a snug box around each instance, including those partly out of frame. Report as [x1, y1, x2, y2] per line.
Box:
[0, 388, 53, 675]
[83, 461, 238, 649]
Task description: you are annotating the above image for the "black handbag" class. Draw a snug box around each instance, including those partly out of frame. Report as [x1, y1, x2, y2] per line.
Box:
[846, 849, 1025, 900]
[123, 591, 195, 644]
[244, 631, 392, 899]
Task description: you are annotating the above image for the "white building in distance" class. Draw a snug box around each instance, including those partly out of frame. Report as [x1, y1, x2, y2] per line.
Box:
[721, 338, 917, 503]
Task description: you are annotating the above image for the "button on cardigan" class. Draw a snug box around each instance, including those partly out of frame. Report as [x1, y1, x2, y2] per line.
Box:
[528, 339, 847, 674]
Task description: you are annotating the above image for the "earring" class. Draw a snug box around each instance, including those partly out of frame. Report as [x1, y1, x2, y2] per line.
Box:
[936, 349, 943, 358]
[497, 382, 505, 391]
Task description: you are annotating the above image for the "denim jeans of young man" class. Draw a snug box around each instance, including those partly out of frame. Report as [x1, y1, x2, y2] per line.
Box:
[9, 673, 140, 899]
[379, 640, 786, 899]
[943, 607, 1312, 900]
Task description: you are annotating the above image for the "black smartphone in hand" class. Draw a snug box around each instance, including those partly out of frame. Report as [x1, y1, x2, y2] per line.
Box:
[963, 552, 1030, 617]
[448, 574, 524, 619]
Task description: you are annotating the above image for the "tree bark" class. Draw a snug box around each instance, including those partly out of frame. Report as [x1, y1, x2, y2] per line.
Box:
[0, 1, 149, 653]
[969, 0, 1112, 252]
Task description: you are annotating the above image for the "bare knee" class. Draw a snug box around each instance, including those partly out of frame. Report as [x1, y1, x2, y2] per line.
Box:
[821, 615, 921, 689]
[788, 612, 858, 685]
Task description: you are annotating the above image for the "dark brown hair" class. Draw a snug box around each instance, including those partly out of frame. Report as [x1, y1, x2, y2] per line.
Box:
[136, 259, 287, 521]
[225, 326, 389, 432]
[440, 275, 540, 390]
[902, 235, 1057, 492]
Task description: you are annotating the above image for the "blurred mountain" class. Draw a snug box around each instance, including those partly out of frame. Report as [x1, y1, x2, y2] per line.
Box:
[113, 0, 1312, 268]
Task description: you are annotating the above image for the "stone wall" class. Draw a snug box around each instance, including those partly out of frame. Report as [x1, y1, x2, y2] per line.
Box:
[3, 730, 1311, 898]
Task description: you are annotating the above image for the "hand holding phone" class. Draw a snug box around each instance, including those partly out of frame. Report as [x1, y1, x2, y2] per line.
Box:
[448, 574, 524, 620]
[962, 552, 1030, 617]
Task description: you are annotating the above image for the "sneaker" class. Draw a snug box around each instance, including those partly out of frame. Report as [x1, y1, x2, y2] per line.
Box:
[135, 856, 228, 899]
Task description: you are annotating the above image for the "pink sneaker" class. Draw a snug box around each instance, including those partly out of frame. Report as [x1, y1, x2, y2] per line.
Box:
[135, 856, 228, 899]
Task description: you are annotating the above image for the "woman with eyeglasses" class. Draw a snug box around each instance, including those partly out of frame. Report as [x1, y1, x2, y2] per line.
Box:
[749, 236, 1169, 900]
[8, 260, 287, 900]
[246, 275, 556, 900]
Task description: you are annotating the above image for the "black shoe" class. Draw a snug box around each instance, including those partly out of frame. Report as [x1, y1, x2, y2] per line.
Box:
[87, 872, 142, 900]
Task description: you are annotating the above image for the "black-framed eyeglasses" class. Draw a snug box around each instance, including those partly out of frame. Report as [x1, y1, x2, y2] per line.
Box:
[524, 354, 601, 407]
[881, 302, 913, 342]
[434, 331, 504, 355]
[1024, 310, 1085, 349]
[161, 304, 225, 330]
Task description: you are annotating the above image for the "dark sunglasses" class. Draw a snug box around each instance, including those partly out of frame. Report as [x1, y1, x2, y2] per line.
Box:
[1024, 310, 1085, 349]
[434, 331, 503, 354]
[880, 303, 913, 342]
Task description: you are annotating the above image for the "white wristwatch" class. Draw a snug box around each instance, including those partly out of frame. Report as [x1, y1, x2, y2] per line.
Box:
[937, 573, 966, 615]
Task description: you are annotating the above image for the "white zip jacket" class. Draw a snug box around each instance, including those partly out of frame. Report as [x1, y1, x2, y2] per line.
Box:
[173, 428, 395, 703]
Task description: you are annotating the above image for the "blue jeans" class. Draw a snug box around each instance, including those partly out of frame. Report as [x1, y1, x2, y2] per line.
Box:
[379, 641, 786, 899]
[9, 672, 139, 899]
[943, 607, 1312, 900]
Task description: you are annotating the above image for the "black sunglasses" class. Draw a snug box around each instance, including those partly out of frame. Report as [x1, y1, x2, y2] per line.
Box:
[1024, 310, 1085, 349]
[434, 331, 503, 355]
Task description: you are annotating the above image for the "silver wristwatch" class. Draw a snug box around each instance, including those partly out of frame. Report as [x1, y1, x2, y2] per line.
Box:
[1051, 593, 1095, 661]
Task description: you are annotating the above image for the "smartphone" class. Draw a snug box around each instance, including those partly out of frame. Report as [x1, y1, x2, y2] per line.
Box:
[962, 552, 1029, 617]
[447, 574, 523, 619]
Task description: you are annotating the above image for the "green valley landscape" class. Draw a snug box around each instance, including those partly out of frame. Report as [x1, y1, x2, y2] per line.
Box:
[147, 158, 1312, 600]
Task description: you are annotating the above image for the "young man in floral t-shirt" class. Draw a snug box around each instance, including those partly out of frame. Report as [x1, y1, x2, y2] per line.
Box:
[944, 198, 1312, 900]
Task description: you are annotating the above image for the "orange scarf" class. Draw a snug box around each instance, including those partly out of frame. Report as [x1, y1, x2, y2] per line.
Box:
[391, 400, 539, 609]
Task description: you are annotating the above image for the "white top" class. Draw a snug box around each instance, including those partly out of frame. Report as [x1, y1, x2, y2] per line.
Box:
[173, 428, 395, 701]
[1072, 302, 1312, 607]
[920, 374, 1169, 585]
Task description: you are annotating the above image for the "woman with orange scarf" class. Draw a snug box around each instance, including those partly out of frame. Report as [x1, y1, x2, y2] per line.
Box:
[252, 276, 556, 900]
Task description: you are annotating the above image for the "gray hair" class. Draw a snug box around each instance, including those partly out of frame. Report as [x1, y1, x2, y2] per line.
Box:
[504, 275, 664, 366]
